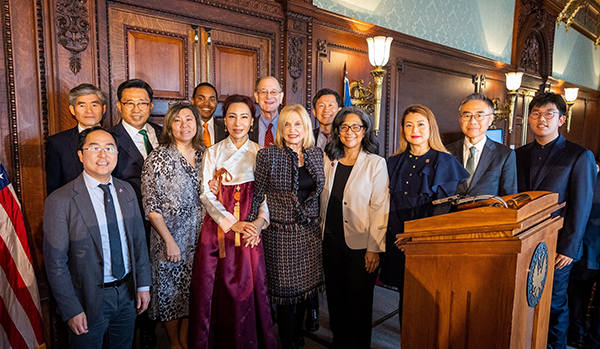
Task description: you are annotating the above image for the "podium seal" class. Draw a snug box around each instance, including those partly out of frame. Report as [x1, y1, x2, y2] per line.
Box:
[527, 242, 549, 307]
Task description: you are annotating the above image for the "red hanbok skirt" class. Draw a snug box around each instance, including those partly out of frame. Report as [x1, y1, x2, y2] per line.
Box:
[188, 181, 277, 349]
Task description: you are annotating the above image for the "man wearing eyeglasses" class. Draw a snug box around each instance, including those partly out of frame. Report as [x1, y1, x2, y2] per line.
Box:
[251, 76, 284, 146]
[515, 92, 596, 349]
[446, 92, 517, 197]
[44, 126, 151, 348]
[112, 78, 162, 349]
[46, 83, 107, 194]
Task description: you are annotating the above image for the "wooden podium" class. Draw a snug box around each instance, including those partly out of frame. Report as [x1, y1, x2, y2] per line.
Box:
[400, 192, 564, 349]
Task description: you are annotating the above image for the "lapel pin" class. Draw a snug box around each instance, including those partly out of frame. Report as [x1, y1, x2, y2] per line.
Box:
[426, 159, 430, 163]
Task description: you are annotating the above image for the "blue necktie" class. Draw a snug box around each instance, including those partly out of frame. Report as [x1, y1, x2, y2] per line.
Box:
[98, 183, 125, 279]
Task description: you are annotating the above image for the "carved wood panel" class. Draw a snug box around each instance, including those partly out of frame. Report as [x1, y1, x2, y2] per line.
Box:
[126, 28, 188, 99]
[207, 29, 269, 99]
[108, 6, 194, 119]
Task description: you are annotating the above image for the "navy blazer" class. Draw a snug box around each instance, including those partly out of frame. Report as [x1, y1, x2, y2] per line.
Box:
[213, 117, 227, 144]
[45, 126, 82, 194]
[111, 122, 162, 206]
[447, 137, 517, 197]
[43, 174, 151, 325]
[516, 135, 596, 258]
[580, 169, 600, 270]
[248, 115, 261, 143]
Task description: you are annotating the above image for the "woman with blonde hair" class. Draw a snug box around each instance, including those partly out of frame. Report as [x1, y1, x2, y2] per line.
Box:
[379, 104, 469, 328]
[248, 104, 325, 348]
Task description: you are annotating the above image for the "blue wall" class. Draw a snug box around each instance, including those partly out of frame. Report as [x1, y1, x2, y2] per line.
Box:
[313, 0, 515, 64]
[553, 28, 600, 90]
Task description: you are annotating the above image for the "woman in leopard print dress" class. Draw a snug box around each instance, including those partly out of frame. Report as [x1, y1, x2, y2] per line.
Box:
[141, 102, 205, 348]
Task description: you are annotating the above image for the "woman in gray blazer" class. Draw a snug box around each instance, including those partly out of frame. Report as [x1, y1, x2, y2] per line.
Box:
[321, 106, 390, 348]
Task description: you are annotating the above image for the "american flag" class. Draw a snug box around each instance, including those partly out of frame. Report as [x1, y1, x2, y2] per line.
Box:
[0, 162, 45, 348]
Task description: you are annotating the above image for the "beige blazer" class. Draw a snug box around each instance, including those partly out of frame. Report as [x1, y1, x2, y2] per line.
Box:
[320, 151, 390, 252]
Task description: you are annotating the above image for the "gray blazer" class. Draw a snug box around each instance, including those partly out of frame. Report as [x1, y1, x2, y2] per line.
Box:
[43, 174, 151, 326]
[446, 137, 517, 197]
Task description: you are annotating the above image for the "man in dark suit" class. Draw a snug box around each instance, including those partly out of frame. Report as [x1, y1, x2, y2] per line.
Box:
[250, 76, 283, 146]
[446, 93, 517, 197]
[567, 159, 600, 348]
[111, 78, 161, 348]
[192, 82, 227, 147]
[46, 83, 106, 194]
[44, 127, 151, 348]
[312, 88, 341, 150]
[516, 92, 596, 349]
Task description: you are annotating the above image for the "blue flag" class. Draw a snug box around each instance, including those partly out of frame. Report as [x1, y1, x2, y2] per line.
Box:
[343, 76, 352, 107]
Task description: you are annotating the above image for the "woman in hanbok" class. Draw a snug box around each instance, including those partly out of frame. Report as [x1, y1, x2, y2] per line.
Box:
[379, 104, 469, 328]
[188, 94, 277, 349]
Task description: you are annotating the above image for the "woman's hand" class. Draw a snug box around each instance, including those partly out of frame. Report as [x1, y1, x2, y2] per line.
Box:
[364, 251, 380, 273]
[208, 179, 219, 195]
[243, 218, 266, 247]
[395, 234, 410, 251]
[165, 239, 181, 263]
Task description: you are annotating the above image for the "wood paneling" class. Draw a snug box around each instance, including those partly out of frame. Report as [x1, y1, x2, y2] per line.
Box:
[127, 30, 187, 99]
[214, 45, 257, 98]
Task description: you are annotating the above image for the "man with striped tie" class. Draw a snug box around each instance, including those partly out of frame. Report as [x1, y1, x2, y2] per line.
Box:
[250, 76, 284, 147]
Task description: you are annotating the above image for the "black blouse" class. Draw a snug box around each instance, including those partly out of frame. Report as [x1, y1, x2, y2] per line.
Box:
[325, 163, 353, 237]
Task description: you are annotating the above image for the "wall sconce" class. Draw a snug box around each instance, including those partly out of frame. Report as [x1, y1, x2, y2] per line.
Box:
[493, 72, 523, 133]
[564, 87, 579, 133]
[349, 36, 393, 135]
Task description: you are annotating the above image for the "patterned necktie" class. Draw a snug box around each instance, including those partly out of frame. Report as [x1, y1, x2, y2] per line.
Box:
[98, 183, 125, 280]
[465, 146, 477, 187]
[264, 123, 274, 147]
[138, 129, 153, 155]
[203, 123, 211, 147]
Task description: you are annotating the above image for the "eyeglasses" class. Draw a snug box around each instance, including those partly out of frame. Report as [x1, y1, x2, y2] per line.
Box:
[257, 90, 282, 97]
[460, 113, 492, 121]
[530, 111, 559, 120]
[339, 124, 364, 133]
[83, 147, 118, 153]
[120, 101, 150, 111]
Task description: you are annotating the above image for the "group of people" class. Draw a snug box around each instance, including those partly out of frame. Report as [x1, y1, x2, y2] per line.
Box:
[42, 74, 598, 349]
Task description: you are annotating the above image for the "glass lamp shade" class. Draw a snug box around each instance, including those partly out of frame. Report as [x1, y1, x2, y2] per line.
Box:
[565, 88, 579, 102]
[367, 36, 393, 67]
[505, 72, 523, 91]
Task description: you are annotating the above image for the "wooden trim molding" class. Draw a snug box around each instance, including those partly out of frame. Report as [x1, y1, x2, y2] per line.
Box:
[37, 0, 50, 143]
[2, 0, 20, 199]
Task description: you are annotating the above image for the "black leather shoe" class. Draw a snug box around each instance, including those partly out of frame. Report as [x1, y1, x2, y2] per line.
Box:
[305, 309, 319, 332]
[294, 334, 305, 347]
[139, 327, 157, 349]
[568, 335, 585, 349]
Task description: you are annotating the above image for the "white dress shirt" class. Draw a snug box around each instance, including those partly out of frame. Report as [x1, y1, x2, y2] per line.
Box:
[462, 137, 486, 171]
[122, 121, 159, 159]
[82, 171, 149, 291]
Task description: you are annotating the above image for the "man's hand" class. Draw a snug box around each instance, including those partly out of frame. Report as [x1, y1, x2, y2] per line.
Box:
[68, 312, 89, 335]
[137, 290, 150, 314]
[555, 253, 573, 269]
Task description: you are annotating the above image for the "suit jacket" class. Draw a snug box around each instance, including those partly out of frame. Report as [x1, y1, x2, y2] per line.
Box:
[447, 137, 517, 196]
[516, 135, 596, 258]
[111, 122, 162, 206]
[248, 116, 261, 143]
[213, 117, 227, 143]
[45, 126, 82, 194]
[320, 151, 390, 252]
[581, 169, 600, 270]
[43, 174, 151, 325]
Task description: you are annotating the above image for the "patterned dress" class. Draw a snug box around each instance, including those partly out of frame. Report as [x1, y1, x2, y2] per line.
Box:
[141, 145, 205, 322]
[247, 145, 325, 305]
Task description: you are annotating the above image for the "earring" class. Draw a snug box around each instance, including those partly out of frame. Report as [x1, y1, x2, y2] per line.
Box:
[224, 126, 228, 132]
[250, 126, 253, 133]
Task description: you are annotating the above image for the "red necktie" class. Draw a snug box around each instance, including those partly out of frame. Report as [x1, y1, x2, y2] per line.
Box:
[264, 123, 274, 147]
[322, 131, 331, 145]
